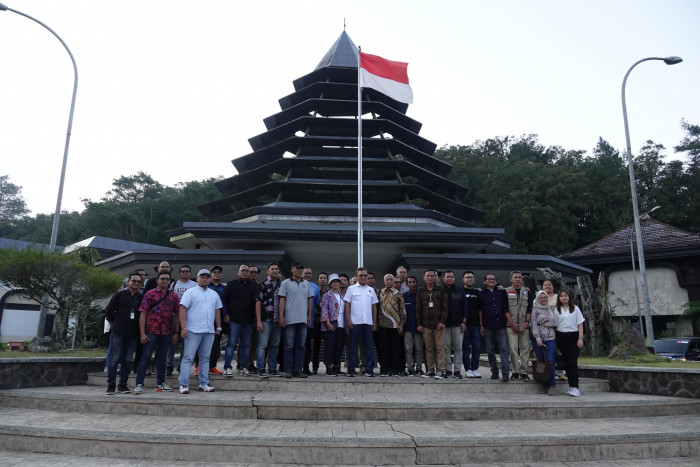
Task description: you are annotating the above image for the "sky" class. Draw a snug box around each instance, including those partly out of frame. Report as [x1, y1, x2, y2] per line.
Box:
[1, 0, 699, 215]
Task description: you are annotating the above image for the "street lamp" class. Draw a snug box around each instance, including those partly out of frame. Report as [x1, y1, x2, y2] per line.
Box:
[621, 56, 682, 347]
[1, 3, 78, 337]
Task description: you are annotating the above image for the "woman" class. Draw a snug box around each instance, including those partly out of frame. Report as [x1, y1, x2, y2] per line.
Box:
[554, 290, 585, 397]
[531, 290, 556, 395]
[321, 274, 345, 376]
[542, 280, 557, 306]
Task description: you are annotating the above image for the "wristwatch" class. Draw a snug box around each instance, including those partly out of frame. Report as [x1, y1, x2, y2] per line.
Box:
[216, 327, 222, 332]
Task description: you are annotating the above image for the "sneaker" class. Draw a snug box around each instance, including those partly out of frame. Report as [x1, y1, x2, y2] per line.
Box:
[415, 370, 425, 377]
[400, 370, 409, 377]
[548, 386, 557, 396]
[197, 384, 215, 392]
[454, 371, 463, 379]
[510, 373, 519, 380]
[346, 371, 356, 377]
[472, 369, 482, 378]
[210, 367, 223, 375]
[284, 372, 293, 378]
[133, 384, 143, 395]
[270, 370, 283, 377]
[257, 371, 269, 379]
[362, 371, 375, 377]
[491, 374, 499, 380]
[156, 383, 173, 392]
[380, 372, 389, 377]
[466, 370, 475, 378]
[434, 371, 445, 380]
[105, 383, 116, 395]
[408, 369, 415, 377]
[179, 385, 189, 394]
[520, 373, 530, 381]
[326, 369, 336, 377]
[335, 369, 345, 376]
[569, 387, 581, 397]
[117, 384, 131, 394]
[445, 370, 453, 378]
[247, 363, 257, 373]
[240, 368, 251, 377]
[223, 369, 234, 377]
[565, 387, 574, 396]
[502, 376, 510, 382]
[293, 371, 308, 379]
[302, 368, 312, 376]
[422, 371, 435, 379]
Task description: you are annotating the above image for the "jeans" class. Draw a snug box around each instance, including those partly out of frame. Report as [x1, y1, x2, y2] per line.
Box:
[283, 323, 307, 373]
[107, 334, 137, 385]
[533, 339, 557, 387]
[348, 324, 375, 373]
[166, 339, 182, 370]
[257, 321, 282, 372]
[444, 325, 464, 373]
[179, 332, 215, 387]
[224, 322, 252, 370]
[462, 325, 481, 371]
[483, 327, 510, 377]
[404, 331, 425, 371]
[136, 333, 171, 385]
[105, 332, 114, 369]
[324, 327, 345, 368]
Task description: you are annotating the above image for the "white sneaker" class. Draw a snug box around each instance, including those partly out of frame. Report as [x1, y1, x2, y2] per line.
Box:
[472, 369, 482, 378]
[223, 369, 233, 377]
[133, 384, 143, 395]
[240, 368, 250, 377]
[198, 384, 215, 392]
[565, 387, 574, 396]
[569, 387, 581, 397]
[179, 385, 189, 394]
[466, 370, 475, 378]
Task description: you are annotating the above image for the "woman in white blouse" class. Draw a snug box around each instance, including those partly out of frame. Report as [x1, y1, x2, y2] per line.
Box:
[554, 290, 585, 397]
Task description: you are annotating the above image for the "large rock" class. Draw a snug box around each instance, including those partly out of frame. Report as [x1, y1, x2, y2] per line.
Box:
[28, 337, 55, 353]
[620, 322, 648, 354]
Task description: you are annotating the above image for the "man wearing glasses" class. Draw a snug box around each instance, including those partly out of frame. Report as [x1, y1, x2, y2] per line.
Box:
[104, 272, 144, 395]
[478, 273, 511, 382]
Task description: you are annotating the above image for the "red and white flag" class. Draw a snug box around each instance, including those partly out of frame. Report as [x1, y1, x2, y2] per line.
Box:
[359, 52, 413, 104]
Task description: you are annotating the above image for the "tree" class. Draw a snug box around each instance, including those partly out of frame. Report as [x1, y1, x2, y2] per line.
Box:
[0, 175, 29, 225]
[674, 120, 700, 232]
[0, 247, 123, 348]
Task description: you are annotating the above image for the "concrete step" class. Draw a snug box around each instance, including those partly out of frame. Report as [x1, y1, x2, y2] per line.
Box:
[0, 406, 697, 464]
[86, 371, 612, 394]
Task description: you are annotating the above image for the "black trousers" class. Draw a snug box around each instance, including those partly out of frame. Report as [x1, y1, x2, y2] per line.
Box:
[378, 327, 403, 374]
[324, 327, 345, 368]
[304, 325, 323, 371]
[556, 331, 580, 388]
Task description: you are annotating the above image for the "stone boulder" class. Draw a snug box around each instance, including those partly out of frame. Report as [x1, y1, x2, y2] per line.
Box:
[620, 322, 648, 354]
[28, 337, 55, 353]
[608, 346, 620, 359]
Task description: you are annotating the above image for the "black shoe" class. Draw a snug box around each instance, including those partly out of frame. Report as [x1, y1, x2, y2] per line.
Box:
[422, 371, 435, 379]
[502, 376, 510, 382]
[335, 369, 345, 375]
[491, 374, 499, 380]
[520, 373, 530, 381]
[117, 384, 131, 394]
[362, 371, 375, 377]
[346, 371, 356, 377]
[510, 373, 519, 380]
[302, 368, 312, 376]
[293, 371, 309, 378]
[166, 366, 174, 376]
[454, 371, 463, 379]
[284, 372, 293, 378]
[247, 363, 257, 373]
[445, 370, 453, 378]
[106, 383, 116, 395]
[312, 367, 319, 375]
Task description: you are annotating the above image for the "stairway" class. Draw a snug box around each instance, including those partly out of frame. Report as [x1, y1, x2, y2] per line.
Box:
[0, 370, 698, 465]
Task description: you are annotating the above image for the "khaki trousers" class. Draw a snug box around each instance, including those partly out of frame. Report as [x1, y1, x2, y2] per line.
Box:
[422, 327, 445, 373]
[506, 327, 531, 374]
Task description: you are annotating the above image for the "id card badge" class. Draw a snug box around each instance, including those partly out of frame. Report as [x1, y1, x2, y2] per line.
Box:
[429, 301, 434, 308]
[130, 312, 135, 320]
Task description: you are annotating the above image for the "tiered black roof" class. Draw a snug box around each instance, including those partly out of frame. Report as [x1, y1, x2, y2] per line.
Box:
[199, 31, 483, 227]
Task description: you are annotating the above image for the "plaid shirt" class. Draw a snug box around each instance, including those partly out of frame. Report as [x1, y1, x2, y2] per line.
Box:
[256, 276, 282, 323]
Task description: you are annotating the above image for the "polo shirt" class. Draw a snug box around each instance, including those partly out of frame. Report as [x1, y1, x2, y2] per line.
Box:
[344, 283, 378, 325]
[278, 278, 313, 325]
[180, 286, 222, 333]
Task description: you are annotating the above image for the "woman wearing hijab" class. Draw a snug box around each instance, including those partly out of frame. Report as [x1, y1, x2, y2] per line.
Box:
[531, 290, 557, 395]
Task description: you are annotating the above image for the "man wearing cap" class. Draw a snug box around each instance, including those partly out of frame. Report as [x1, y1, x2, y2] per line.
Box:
[178, 269, 222, 393]
[278, 262, 314, 378]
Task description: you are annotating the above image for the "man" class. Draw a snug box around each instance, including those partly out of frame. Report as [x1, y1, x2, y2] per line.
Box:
[134, 270, 180, 394]
[479, 273, 510, 382]
[118, 268, 147, 292]
[245, 265, 261, 372]
[442, 270, 468, 379]
[416, 269, 448, 379]
[505, 270, 533, 380]
[339, 274, 350, 294]
[378, 273, 406, 377]
[302, 268, 324, 375]
[396, 266, 409, 294]
[166, 265, 197, 374]
[278, 262, 314, 378]
[107, 269, 147, 372]
[249, 266, 260, 282]
[178, 269, 222, 394]
[462, 271, 482, 378]
[344, 267, 378, 377]
[402, 276, 424, 376]
[222, 264, 257, 377]
[204, 265, 226, 375]
[104, 272, 143, 395]
[144, 261, 172, 293]
[255, 262, 283, 378]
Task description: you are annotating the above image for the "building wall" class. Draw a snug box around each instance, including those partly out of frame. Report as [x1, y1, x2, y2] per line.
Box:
[608, 266, 689, 318]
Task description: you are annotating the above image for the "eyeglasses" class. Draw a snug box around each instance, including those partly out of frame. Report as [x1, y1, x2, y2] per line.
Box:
[129, 280, 143, 284]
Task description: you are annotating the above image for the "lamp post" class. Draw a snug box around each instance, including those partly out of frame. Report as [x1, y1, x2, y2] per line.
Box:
[1, 3, 78, 337]
[621, 56, 682, 347]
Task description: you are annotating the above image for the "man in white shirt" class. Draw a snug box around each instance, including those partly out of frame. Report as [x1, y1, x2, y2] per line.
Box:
[178, 269, 222, 394]
[344, 267, 378, 377]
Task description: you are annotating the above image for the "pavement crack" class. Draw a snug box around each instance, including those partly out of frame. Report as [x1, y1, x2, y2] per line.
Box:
[388, 422, 418, 465]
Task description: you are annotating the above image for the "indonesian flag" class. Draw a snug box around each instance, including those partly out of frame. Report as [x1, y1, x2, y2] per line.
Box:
[359, 52, 413, 104]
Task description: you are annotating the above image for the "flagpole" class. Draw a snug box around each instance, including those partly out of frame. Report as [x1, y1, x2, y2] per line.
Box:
[357, 47, 364, 268]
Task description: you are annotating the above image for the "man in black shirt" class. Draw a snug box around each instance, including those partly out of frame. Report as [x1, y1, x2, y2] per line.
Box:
[104, 272, 144, 395]
[461, 270, 482, 378]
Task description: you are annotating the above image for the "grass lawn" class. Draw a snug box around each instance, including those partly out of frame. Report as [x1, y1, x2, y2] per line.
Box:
[579, 355, 700, 369]
[0, 348, 107, 359]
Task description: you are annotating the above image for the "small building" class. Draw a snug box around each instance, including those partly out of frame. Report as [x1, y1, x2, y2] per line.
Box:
[562, 217, 700, 337]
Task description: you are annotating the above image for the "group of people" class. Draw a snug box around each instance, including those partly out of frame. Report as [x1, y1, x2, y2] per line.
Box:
[103, 261, 586, 397]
